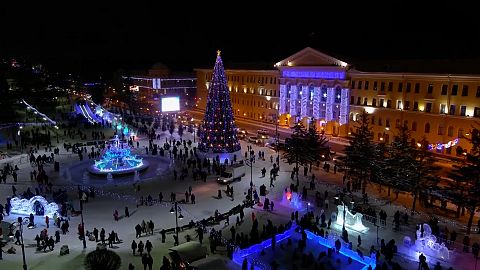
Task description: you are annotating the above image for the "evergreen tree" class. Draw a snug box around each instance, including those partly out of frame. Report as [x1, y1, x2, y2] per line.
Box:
[283, 122, 308, 179]
[447, 128, 480, 234]
[304, 120, 330, 165]
[381, 126, 438, 213]
[84, 248, 121, 270]
[341, 110, 375, 193]
[198, 51, 241, 153]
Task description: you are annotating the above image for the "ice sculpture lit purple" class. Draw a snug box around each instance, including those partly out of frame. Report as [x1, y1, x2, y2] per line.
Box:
[413, 223, 450, 260]
[10, 196, 61, 218]
[88, 135, 149, 175]
[280, 191, 305, 210]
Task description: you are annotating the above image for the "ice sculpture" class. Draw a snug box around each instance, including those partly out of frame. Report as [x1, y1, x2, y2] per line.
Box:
[280, 191, 304, 210]
[335, 204, 369, 232]
[10, 196, 61, 218]
[414, 224, 450, 260]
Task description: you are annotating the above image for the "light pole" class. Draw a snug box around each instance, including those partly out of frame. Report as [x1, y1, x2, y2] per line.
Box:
[170, 201, 184, 244]
[275, 114, 280, 170]
[246, 157, 253, 188]
[11, 217, 30, 270]
[80, 200, 87, 249]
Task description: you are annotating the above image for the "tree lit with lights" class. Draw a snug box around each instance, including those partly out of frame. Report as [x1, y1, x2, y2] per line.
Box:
[198, 51, 241, 153]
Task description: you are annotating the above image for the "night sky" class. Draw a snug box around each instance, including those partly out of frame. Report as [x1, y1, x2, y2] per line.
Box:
[1, 2, 479, 79]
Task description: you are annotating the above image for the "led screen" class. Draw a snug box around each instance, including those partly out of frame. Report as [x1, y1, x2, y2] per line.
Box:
[161, 97, 180, 112]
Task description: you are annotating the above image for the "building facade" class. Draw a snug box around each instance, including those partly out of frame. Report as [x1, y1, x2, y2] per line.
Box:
[195, 47, 480, 155]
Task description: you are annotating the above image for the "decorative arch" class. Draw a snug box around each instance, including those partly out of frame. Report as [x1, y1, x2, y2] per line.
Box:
[10, 195, 61, 218]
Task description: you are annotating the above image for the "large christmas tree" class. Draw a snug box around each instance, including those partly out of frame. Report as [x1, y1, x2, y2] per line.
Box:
[198, 51, 241, 153]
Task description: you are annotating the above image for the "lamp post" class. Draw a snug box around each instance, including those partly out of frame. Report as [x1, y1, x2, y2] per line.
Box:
[246, 157, 253, 188]
[275, 114, 280, 170]
[80, 200, 87, 249]
[170, 201, 184, 244]
[11, 217, 30, 270]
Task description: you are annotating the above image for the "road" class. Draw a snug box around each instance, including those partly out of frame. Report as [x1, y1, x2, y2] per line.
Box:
[187, 110, 347, 153]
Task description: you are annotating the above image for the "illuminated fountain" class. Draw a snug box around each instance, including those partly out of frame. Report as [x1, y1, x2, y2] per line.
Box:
[88, 135, 149, 175]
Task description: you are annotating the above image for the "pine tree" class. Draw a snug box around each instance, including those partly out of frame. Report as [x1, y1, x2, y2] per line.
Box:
[447, 128, 480, 234]
[381, 126, 438, 213]
[304, 120, 330, 166]
[198, 51, 241, 153]
[84, 248, 121, 270]
[283, 122, 308, 179]
[341, 110, 375, 193]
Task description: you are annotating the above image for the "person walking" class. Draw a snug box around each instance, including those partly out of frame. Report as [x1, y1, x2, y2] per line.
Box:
[145, 240, 153, 255]
[138, 240, 144, 255]
[125, 206, 130, 218]
[131, 240, 137, 255]
[45, 215, 49, 228]
[141, 254, 148, 270]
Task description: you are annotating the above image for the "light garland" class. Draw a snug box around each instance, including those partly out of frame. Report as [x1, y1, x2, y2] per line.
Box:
[428, 138, 459, 151]
[21, 99, 57, 127]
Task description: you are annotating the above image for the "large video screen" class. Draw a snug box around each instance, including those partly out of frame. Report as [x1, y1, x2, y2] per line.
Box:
[161, 97, 180, 112]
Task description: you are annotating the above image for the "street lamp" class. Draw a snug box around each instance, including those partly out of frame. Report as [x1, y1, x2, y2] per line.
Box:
[275, 114, 280, 170]
[170, 201, 184, 244]
[246, 157, 254, 188]
[307, 202, 311, 212]
[80, 200, 87, 249]
[11, 216, 30, 270]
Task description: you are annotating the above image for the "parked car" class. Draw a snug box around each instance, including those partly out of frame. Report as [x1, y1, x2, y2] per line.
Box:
[257, 129, 269, 135]
[248, 136, 259, 144]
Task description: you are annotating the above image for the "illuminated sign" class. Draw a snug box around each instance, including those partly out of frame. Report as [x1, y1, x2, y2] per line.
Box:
[283, 70, 346, 79]
[161, 97, 180, 112]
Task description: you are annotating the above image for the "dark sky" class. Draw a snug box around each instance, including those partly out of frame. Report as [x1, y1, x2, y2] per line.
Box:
[1, 2, 479, 79]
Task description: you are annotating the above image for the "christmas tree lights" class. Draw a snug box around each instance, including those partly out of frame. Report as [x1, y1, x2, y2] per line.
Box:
[199, 51, 241, 153]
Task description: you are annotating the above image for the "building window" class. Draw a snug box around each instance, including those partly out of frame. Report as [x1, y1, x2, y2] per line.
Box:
[427, 84, 433, 94]
[381, 82, 385, 91]
[475, 107, 480, 117]
[321, 86, 327, 102]
[412, 121, 417, 131]
[379, 99, 384, 107]
[424, 123, 430, 133]
[458, 128, 464, 138]
[397, 100, 402, 110]
[406, 82, 411, 92]
[351, 81, 355, 89]
[460, 105, 467, 116]
[425, 102, 432, 113]
[462, 85, 469, 96]
[335, 87, 341, 103]
[363, 97, 368, 106]
[440, 104, 447, 114]
[415, 83, 420, 93]
[357, 97, 361, 105]
[477, 86, 480, 97]
[413, 101, 419, 111]
[363, 81, 369, 90]
[378, 117, 383, 126]
[438, 124, 445, 135]
[373, 81, 378, 90]
[404, 101, 410, 110]
[387, 100, 392, 108]
[358, 81, 363, 90]
[309, 85, 314, 101]
[372, 98, 377, 107]
[350, 96, 354, 104]
[398, 82, 403, 92]
[441, 84, 448, 95]
[371, 116, 375, 125]
[386, 118, 390, 127]
[448, 126, 454, 137]
[395, 119, 401, 128]
[388, 82, 393, 91]
[450, 104, 456, 115]
[451, 84, 458, 95]
[403, 120, 408, 128]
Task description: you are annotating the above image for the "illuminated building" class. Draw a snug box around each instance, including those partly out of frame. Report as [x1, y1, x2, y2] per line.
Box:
[196, 47, 480, 156]
[125, 63, 196, 115]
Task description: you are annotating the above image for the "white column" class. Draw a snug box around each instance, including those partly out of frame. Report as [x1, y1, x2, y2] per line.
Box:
[289, 85, 297, 116]
[279, 84, 287, 114]
[313, 87, 320, 119]
[301, 85, 309, 118]
[340, 88, 349, 125]
[326, 87, 335, 121]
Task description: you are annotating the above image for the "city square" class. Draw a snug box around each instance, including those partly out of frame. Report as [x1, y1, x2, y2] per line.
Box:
[1, 3, 480, 270]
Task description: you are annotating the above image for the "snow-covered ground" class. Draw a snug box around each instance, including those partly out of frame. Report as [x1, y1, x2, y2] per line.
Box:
[0, 126, 476, 270]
